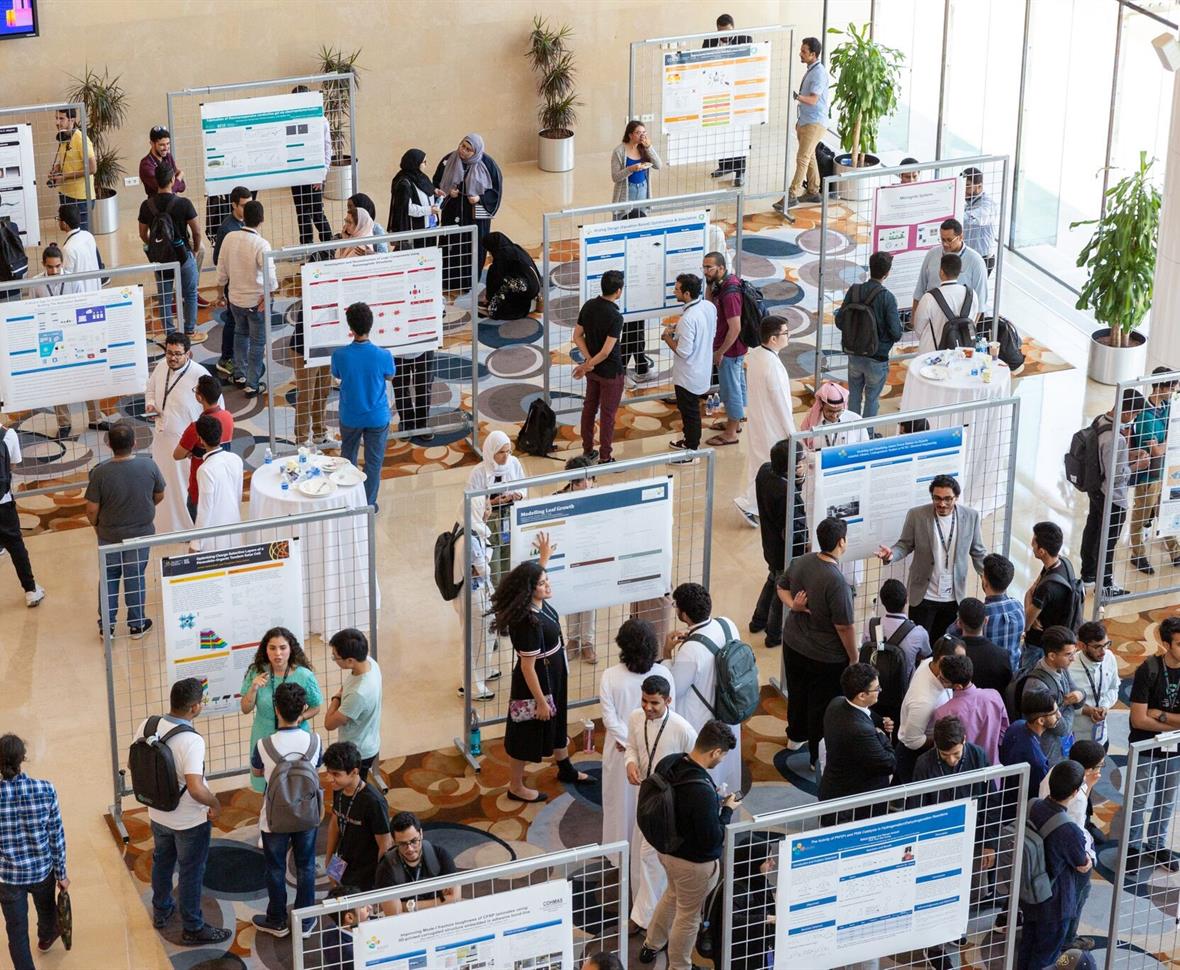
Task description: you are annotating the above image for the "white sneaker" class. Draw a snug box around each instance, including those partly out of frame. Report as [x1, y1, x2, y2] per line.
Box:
[733, 499, 759, 528]
[25, 586, 45, 607]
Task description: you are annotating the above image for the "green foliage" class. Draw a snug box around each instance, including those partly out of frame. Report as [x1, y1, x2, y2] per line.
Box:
[1072, 152, 1162, 347]
[316, 45, 362, 161]
[526, 16, 580, 135]
[827, 24, 904, 168]
[66, 67, 127, 195]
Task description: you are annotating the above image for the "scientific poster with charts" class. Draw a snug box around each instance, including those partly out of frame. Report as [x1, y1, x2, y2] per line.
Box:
[775, 799, 977, 968]
[661, 42, 771, 136]
[872, 178, 964, 304]
[357, 879, 573, 970]
[0, 285, 147, 410]
[1154, 399, 1180, 537]
[160, 540, 304, 716]
[301, 247, 443, 362]
[509, 476, 674, 615]
[0, 124, 39, 246]
[200, 91, 328, 192]
[811, 426, 964, 561]
[580, 211, 707, 321]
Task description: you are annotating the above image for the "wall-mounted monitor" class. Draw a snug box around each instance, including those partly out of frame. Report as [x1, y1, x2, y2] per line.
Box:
[1, 0, 38, 39]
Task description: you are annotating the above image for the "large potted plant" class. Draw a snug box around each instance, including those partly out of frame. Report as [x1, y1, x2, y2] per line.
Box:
[827, 23, 903, 202]
[316, 45, 361, 201]
[66, 67, 127, 235]
[526, 16, 579, 173]
[1072, 152, 1161, 385]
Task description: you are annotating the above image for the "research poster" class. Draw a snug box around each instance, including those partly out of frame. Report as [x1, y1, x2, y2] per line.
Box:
[160, 540, 304, 716]
[872, 178, 964, 303]
[201, 91, 328, 192]
[775, 799, 977, 969]
[1155, 399, 1180, 538]
[0, 285, 148, 410]
[580, 211, 708, 320]
[812, 426, 964, 561]
[661, 42, 772, 136]
[301, 247, 443, 362]
[357, 879, 574, 970]
[0, 124, 39, 246]
[510, 476, 674, 615]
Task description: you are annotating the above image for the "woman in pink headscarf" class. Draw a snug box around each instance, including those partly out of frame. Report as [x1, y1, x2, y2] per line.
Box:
[337, 205, 375, 258]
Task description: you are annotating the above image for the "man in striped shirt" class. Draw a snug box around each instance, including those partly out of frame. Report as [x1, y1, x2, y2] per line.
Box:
[947, 553, 1024, 669]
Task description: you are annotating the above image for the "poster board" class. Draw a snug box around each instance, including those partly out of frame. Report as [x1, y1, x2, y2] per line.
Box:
[358, 879, 574, 970]
[200, 91, 328, 192]
[661, 42, 771, 136]
[580, 211, 708, 320]
[871, 178, 965, 304]
[667, 128, 749, 166]
[1155, 398, 1180, 537]
[160, 540, 304, 716]
[300, 247, 443, 362]
[0, 285, 148, 410]
[0, 124, 39, 246]
[775, 799, 977, 969]
[811, 426, 964, 561]
[510, 476, 674, 615]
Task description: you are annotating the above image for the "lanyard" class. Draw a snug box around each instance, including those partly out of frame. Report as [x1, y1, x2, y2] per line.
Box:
[161, 361, 191, 413]
[643, 713, 670, 778]
[933, 509, 957, 571]
[336, 781, 364, 826]
[1078, 656, 1105, 704]
[821, 420, 841, 450]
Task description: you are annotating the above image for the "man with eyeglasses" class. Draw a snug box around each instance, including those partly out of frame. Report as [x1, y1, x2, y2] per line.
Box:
[1071, 621, 1119, 749]
[374, 812, 459, 915]
[818, 662, 896, 807]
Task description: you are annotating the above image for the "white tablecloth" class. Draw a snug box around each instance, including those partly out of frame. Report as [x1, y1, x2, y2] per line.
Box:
[899, 351, 1014, 516]
[248, 461, 376, 636]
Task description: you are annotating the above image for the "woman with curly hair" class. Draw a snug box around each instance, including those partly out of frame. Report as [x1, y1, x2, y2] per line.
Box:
[240, 626, 323, 792]
[491, 532, 591, 802]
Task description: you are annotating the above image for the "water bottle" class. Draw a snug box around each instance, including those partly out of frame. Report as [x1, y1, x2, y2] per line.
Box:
[280, 479, 290, 494]
[582, 719, 595, 752]
[469, 711, 482, 756]
[975, 332, 988, 356]
[263, 447, 273, 465]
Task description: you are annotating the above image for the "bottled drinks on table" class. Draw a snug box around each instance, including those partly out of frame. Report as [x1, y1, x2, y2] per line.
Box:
[263, 447, 273, 465]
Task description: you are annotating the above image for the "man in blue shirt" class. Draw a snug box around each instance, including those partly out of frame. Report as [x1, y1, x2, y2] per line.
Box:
[776, 36, 828, 212]
[331, 302, 395, 510]
[1000, 689, 1059, 804]
[911, 219, 989, 318]
[1129, 368, 1179, 574]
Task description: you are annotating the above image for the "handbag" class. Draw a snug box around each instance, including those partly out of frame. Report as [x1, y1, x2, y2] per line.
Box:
[56, 887, 72, 950]
[509, 695, 557, 722]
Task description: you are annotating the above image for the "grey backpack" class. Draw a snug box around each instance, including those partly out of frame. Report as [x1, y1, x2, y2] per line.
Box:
[1019, 806, 1071, 904]
[262, 733, 323, 833]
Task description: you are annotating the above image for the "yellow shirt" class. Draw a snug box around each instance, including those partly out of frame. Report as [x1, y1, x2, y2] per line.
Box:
[53, 129, 95, 201]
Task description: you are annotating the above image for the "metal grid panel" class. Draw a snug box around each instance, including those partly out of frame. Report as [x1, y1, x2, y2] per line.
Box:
[541, 190, 743, 418]
[1105, 731, 1180, 969]
[628, 25, 796, 201]
[103, 506, 377, 837]
[292, 842, 630, 970]
[455, 449, 714, 767]
[722, 763, 1030, 969]
[0, 101, 93, 261]
[0, 261, 181, 500]
[261, 226, 480, 457]
[813, 154, 1011, 390]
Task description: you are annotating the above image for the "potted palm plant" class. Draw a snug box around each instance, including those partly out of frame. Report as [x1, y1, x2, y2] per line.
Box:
[827, 23, 904, 202]
[526, 16, 579, 173]
[316, 45, 361, 200]
[66, 67, 127, 235]
[1072, 152, 1161, 385]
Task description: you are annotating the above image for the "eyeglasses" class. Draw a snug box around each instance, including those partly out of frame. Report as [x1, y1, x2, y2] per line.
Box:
[866, 686, 882, 694]
[396, 836, 422, 849]
[1087, 641, 1112, 651]
[164, 350, 188, 359]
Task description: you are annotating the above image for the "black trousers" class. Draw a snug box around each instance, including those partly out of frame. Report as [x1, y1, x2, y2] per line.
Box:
[291, 184, 332, 246]
[391, 352, 435, 436]
[910, 598, 959, 643]
[620, 318, 651, 374]
[1081, 491, 1126, 587]
[0, 502, 35, 592]
[783, 646, 846, 765]
[674, 384, 703, 449]
[751, 569, 783, 646]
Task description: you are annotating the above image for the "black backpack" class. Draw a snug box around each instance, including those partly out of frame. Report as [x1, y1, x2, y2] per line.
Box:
[929, 287, 976, 350]
[1036, 556, 1085, 631]
[380, 841, 443, 885]
[516, 398, 558, 457]
[0, 219, 28, 281]
[146, 195, 189, 265]
[861, 618, 915, 722]
[815, 142, 836, 190]
[0, 424, 11, 499]
[1004, 664, 1060, 722]
[1064, 415, 1107, 494]
[992, 315, 1025, 370]
[128, 715, 198, 811]
[719, 277, 768, 349]
[636, 754, 714, 854]
[434, 522, 463, 601]
[838, 281, 884, 357]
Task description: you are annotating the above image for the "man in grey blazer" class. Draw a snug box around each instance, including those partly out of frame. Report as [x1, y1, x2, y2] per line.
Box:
[876, 474, 988, 640]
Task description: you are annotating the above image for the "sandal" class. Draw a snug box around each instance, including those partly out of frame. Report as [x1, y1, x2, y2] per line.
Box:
[709, 421, 743, 432]
[705, 435, 739, 447]
[580, 642, 598, 664]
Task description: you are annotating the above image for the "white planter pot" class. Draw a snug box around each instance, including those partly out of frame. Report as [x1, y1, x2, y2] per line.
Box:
[833, 153, 880, 204]
[538, 131, 575, 173]
[1087, 328, 1148, 385]
[323, 159, 354, 201]
[91, 190, 119, 235]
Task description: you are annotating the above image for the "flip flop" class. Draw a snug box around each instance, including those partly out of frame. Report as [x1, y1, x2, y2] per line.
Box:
[706, 435, 739, 446]
[709, 421, 743, 431]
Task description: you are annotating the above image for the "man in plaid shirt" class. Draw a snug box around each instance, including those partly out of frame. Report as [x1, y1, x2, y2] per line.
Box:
[0, 734, 68, 968]
[947, 553, 1025, 669]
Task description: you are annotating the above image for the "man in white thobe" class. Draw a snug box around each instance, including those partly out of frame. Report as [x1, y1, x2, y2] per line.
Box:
[145, 332, 209, 533]
[190, 414, 243, 552]
[735, 315, 796, 526]
[623, 674, 697, 932]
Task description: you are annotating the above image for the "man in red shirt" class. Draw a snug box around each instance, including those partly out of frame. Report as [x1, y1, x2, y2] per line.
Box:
[702, 251, 746, 446]
[173, 374, 232, 522]
[138, 126, 187, 197]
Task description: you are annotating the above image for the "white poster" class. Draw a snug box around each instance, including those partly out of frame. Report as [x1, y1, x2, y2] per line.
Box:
[775, 799, 977, 969]
[201, 91, 328, 192]
[667, 127, 749, 166]
[0, 285, 148, 410]
[812, 426, 964, 561]
[871, 178, 965, 304]
[580, 211, 708, 320]
[301, 247, 443, 362]
[161, 540, 304, 716]
[661, 42, 771, 135]
[510, 476, 674, 615]
[358, 879, 574, 970]
[0, 124, 39, 246]
[1155, 398, 1180, 538]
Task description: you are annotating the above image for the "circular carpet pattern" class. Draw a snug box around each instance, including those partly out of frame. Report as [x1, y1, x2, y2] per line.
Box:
[739, 235, 804, 259]
[486, 344, 545, 380]
[795, 227, 855, 256]
[795, 256, 867, 293]
[549, 261, 580, 290]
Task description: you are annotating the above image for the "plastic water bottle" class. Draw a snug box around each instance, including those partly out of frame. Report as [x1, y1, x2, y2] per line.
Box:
[469, 712, 482, 757]
[706, 392, 721, 417]
[975, 332, 988, 356]
[582, 719, 595, 752]
[263, 447, 273, 465]
[280, 479, 289, 494]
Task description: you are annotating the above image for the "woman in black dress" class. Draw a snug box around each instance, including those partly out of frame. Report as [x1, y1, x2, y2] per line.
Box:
[491, 532, 591, 802]
[480, 232, 540, 320]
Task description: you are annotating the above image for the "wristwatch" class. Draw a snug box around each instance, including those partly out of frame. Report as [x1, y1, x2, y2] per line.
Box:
[406, 898, 417, 913]
[1158, 711, 1169, 725]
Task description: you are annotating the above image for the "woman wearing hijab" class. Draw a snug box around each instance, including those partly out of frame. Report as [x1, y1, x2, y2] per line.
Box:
[433, 134, 503, 291]
[388, 149, 440, 237]
[481, 232, 541, 320]
[337, 205, 375, 258]
[451, 494, 501, 701]
[347, 193, 389, 253]
[466, 430, 528, 585]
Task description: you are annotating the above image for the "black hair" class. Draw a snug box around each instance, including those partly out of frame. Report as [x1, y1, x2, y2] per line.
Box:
[957, 597, 986, 632]
[672, 582, 712, 623]
[107, 420, 136, 455]
[641, 674, 671, 698]
[345, 302, 373, 336]
[0, 735, 27, 780]
[1069, 740, 1106, 771]
[769, 438, 792, 477]
[195, 374, 222, 405]
[600, 269, 624, 297]
[694, 719, 737, 753]
[585, 954, 625, 970]
[929, 474, 960, 497]
[940, 654, 973, 687]
[563, 454, 596, 473]
[617, 618, 659, 674]
[932, 715, 966, 751]
[348, 193, 377, 220]
[932, 634, 965, 661]
[165, 330, 191, 351]
[273, 682, 308, 723]
[329, 627, 369, 662]
[230, 186, 253, 204]
[716, 14, 735, 28]
[961, 166, 983, 187]
[42, 243, 62, 264]
[323, 741, 361, 773]
[760, 314, 788, 345]
[1048, 759, 1085, 801]
[490, 560, 546, 634]
[1076, 620, 1107, 645]
[869, 251, 893, 279]
[675, 273, 702, 300]
[195, 412, 222, 448]
[840, 661, 878, 699]
[1032, 520, 1064, 557]
[391, 811, 422, 835]
[150, 125, 170, 142]
[57, 107, 77, 121]
[900, 156, 919, 167]
[243, 200, 264, 228]
[1160, 615, 1180, 646]
[704, 250, 727, 270]
[249, 625, 313, 675]
[170, 677, 204, 712]
[802, 36, 822, 55]
[816, 516, 847, 553]
[939, 253, 962, 278]
[155, 163, 176, 188]
[940, 218, 963, 235]
[1021, 686, 1056, 721]
[58, 203, 81, 229]
[1041, 625, 1077, 656]
[879, 578, 907, 614]
[982, 553, 1014, 592]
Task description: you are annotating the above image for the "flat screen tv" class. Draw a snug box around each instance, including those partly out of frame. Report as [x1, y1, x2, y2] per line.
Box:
[1, 0, 37, 39]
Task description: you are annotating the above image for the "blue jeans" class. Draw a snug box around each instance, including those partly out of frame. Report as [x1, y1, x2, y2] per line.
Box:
[261, 828, 317, 927]
[0, 874, 57, 970]
[340, 423, 390, 510]
[1016, 914, 1070, 970]
[846, 355, 889, 418]
[1128, 752, 1180, 850]
[157, 254, 199, 335]
[99, 546, 150, 630]
[150, 820, 212, 933]
[717, 354, 747, 421]
[230, 304, 266, 389]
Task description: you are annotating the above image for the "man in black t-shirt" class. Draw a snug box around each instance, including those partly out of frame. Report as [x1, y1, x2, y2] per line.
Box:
[1024, 521, 1079, 667]
[137, 163, 204, 337]
[572, 269, 626, 462]
[375, 811, 460, 915]
[323, 741, 392, 892]
[955, 597, 1012, 694]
